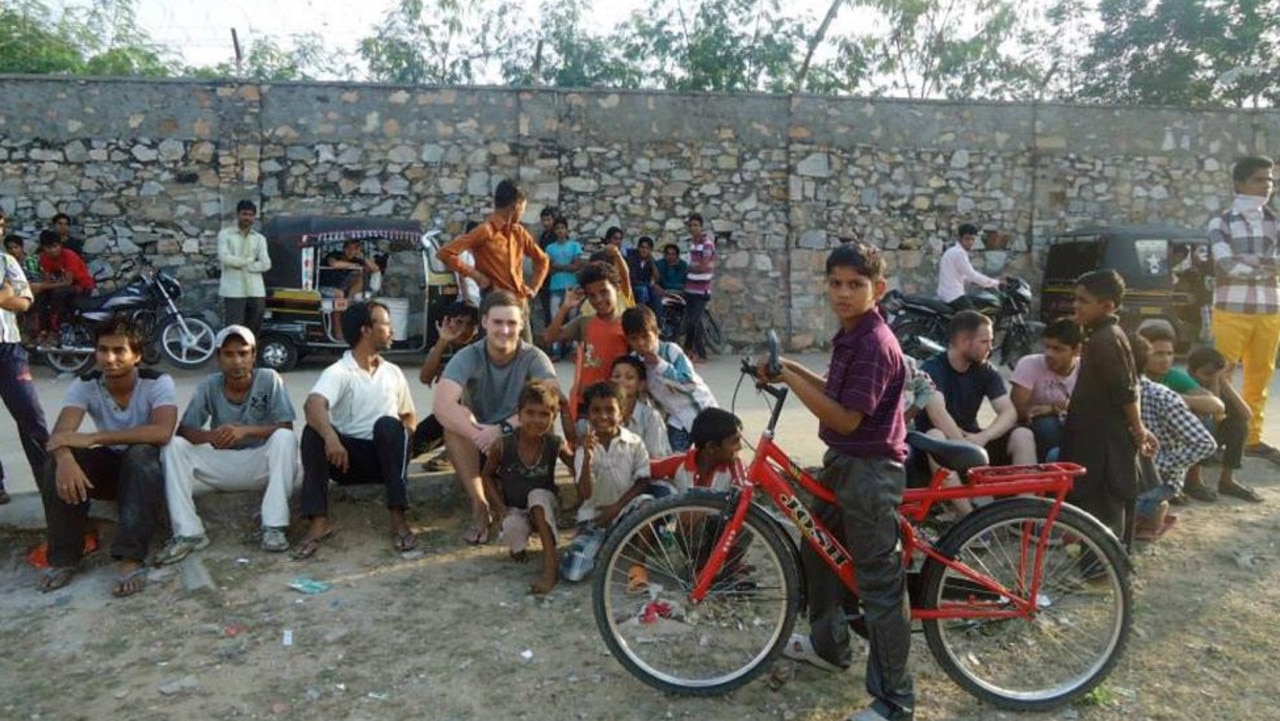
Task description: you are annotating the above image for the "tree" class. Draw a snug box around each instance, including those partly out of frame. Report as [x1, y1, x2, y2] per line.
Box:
[0, 0, 175, 76]
[1077, 0, 1280, 107]
[499, 0, 641, 88]
[821, 0, 1032, 99]
[187, 34, 349, 82]
[359, 0, 518, 85]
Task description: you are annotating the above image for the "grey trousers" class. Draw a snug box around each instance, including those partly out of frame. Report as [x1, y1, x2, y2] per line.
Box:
[802, 451, 915, 721]
[223, 296, 265, 336]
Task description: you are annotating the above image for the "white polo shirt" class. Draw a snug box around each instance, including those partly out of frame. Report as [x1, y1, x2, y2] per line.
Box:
[310, 351, 414, 440]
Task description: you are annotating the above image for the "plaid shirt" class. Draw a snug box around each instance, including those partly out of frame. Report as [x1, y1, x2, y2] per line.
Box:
[1139, 378, 1217, 489]
[1208, 203, 1280, 314]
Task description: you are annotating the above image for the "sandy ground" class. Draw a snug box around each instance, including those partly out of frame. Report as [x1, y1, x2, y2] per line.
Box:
[2, 352, 1279, 720]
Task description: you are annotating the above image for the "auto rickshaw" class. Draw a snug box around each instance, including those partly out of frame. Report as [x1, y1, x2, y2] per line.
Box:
[256, 216, 461, 371]
[1040, 224, 1211, 350]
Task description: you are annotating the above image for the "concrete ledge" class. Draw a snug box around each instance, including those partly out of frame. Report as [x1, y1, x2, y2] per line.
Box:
[0, 470, 463, 533]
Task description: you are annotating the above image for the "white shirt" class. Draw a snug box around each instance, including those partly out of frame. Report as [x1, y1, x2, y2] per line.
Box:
[574, 427, 650, 523]
[310, 351, 414, 440]
[218, 226, 271, 298]
[1, 253, 33, 344]
[937, 243, 999, 302]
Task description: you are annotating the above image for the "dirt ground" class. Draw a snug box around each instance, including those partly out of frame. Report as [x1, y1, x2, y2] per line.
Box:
[1, 452, 1277, 721]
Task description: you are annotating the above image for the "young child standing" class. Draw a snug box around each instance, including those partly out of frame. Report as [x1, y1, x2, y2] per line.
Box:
[560, 382, 669, 582]
[543, 216, 584, 361]
[620, 305, 717, 452]
[545, 261, 630, 424]
[1061, 269, 1157, 539]
[610, 355, 672, 459]
[762, 242, 914, 721]
[482, 382, 575, 595]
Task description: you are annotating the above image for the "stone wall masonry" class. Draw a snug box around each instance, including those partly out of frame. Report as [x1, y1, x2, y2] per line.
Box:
[0, 76, 1274, 350]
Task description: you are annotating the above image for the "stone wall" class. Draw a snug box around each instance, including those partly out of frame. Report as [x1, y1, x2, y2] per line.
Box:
[1, 76, 1274, 349]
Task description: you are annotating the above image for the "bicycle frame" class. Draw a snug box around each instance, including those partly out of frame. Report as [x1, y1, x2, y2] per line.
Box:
[691, 383, 1087, 624]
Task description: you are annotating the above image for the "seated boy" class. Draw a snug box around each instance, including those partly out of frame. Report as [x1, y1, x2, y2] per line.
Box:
[1129, 335, 1218, 539]
[1183, 346, 1263, 503]
[649, 407, 744, 492]
[560, 382, 671, 582]
[761, 242, 914, 721]
[37, 315, 177, 597]
[1138, 324, 1225, 418]
[620, 305, 718, 451]
[1009, 319, 1081, 462]
[482, 382, 575, 594]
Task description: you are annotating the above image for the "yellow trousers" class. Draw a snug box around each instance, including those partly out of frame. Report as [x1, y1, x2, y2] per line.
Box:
[1212, 309, 1280, 445]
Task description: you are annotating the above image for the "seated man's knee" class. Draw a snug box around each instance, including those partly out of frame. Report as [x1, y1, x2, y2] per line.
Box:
[122, 443, 162, 466]
[266, 427, 298, 447]
[1009, 426, 1034, 449]
[373, 415, 407, 439]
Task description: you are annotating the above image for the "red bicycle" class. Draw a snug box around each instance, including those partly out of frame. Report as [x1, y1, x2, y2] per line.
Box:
[591, 333, 1132, 711]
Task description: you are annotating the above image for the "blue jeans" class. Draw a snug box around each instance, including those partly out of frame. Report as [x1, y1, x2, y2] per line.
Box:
[1030, 414, 1065, 463]
[667, 425, 692, 453]
[1136, 483, 1178, 520]
[0, 343, 50, 489]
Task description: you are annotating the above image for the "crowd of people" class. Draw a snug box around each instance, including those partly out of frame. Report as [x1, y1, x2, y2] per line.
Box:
[2, 152, 1279, 721]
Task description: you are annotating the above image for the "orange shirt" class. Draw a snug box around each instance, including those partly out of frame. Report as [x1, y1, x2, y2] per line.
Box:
[437, 219, 549, 297]
[565, 314, 629, 420]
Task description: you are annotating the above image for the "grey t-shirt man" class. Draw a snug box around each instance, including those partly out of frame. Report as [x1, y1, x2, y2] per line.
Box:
[181, 368, 296, 449]
[441, 341, 556, 424]
[63, 369, 178, 450]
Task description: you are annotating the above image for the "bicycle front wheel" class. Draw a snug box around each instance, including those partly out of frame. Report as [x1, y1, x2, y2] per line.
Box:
[591, 493, 801, 696]
[920, 498, 1132, 711]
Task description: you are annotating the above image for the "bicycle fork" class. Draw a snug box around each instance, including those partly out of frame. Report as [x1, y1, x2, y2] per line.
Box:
[689, 487, 756, 604]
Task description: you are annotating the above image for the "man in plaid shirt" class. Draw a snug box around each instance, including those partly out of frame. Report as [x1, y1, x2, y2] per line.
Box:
[1208, 155, 1280, 464]
[1133, 336, 1218, 513]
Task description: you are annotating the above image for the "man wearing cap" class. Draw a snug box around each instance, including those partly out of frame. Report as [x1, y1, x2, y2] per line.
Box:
[218, 199, 271, 335]
[153, 325, 300, 563]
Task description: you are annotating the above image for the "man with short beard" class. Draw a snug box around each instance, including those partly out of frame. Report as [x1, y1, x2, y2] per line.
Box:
[292, 302, 417, 559]
[154, 325, 300, 564]
[217, 199, 271, 335]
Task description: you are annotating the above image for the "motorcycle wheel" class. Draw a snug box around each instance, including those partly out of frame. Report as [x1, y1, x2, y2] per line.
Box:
[159, 316, 216, 369]
[43, 325, 95, 375]
[701, 309, 728, 355]
[257, 334, 299, 373]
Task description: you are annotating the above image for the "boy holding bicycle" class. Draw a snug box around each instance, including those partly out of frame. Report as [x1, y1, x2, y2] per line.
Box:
[761, 242, 914, 721]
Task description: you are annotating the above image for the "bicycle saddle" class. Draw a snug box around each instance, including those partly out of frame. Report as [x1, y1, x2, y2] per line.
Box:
[906, 431, 989, 474]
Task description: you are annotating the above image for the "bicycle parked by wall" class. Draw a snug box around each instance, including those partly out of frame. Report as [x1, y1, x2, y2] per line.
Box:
[657, 291, 727, 355]
[591, 332, 1132, 711]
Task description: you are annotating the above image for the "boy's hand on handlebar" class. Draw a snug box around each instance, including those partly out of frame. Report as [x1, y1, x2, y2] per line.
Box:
[755, 358, 785, 385]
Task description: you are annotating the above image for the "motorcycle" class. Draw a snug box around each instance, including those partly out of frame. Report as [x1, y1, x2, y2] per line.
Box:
[658, 291, 728, 355]
[38, 258, 217, 375]
[879, 276, 1043, 368]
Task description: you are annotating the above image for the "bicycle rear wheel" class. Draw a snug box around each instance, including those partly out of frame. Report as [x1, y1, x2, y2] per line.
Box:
[919, 498, 1132, 711]
[591, 493, 801, 696]
[700, 309, 727, 355]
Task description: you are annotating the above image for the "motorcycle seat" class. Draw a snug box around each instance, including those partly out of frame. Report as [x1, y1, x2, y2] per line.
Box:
[906, 431, 989, 475]
[72, 293, 108, 311]
[900, 295, 953, 315]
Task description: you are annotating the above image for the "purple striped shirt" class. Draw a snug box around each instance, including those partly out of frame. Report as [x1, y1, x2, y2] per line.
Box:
[685, 234, 716, 295]
[819, 311, 907, 462]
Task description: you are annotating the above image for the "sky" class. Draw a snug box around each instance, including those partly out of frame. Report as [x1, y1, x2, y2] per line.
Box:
[72, 0, 858, 78]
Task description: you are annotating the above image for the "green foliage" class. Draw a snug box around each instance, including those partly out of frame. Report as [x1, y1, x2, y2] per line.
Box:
[359, 0, 517, 85]
[1077, 0, 1280, 107]
[0, 0, 176, 76]
[187, 34, 347, 82]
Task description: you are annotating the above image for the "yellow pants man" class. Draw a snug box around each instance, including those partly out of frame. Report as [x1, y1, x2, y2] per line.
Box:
[1212, 309, 1280, 446]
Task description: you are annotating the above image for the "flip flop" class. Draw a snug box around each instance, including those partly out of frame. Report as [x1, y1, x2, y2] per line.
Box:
[112, 566, 148, 598]
[38, 566, 74, 593]
[392, 530, 419, 552]
[780, 632, 844, 672]
[290, 530, 335, 561]
[1134, 514, 1178, 542]
[1219, 483, 1264, 503]
[463, 523, 490, 546]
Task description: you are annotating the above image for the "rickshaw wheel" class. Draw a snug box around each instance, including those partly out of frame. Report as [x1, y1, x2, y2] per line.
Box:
[258, 334, 299, 372]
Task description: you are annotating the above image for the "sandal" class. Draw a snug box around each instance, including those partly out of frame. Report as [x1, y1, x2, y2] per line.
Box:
[781, 632, 844, 672]
[463, 523, 490, 546]
[38, 566, 74, 593]
[290, 530, 335, 561]
[392, 530, 419, 552]
[1183, 482, 1218, 503]
[112, 565, 148, 598]
[1135, 514, 1179, 542]
[627, 563, 650, 595]
[1219, 482, 1264, 503]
